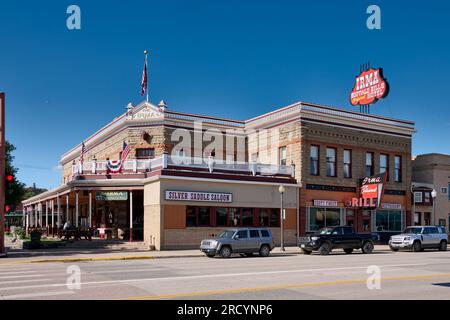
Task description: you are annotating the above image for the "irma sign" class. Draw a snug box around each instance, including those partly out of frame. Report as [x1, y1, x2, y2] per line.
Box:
[350, 68, 389, 106]
[346, 173, 387, 209]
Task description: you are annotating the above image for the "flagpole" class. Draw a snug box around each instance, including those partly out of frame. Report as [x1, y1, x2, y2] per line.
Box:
[144, 50, 149, 102]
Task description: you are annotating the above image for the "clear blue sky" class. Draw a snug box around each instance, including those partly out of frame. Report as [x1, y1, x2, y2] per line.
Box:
[0, 1, 449, 189]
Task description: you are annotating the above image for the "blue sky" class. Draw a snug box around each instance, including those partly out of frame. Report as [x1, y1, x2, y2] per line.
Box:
[0, 1, 449, 189]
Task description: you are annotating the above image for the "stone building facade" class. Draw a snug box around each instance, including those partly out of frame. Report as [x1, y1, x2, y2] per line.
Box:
[23, 100, 415, 249]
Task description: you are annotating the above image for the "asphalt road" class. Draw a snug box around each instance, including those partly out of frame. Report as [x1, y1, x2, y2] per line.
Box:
[1, 249, 450, 300]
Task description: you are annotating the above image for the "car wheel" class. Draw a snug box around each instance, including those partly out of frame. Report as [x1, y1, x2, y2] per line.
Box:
[412, 241, 422, 252]
[389, 246, 399, 252]
[301, 249, 312, 255]
[439, 240, 447, 251]
[362, 241, 374, 254]
[220, 246, 232, 258]
[318, 242, 331, 255]
[344, 248, 353, 254]
[259, 244, 271, 257]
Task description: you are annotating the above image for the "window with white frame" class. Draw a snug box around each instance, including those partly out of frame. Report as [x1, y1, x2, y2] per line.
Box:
[414, 192, 423, 203]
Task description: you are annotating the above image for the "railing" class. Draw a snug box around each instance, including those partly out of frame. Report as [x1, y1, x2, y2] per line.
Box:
[71, 155, 295, 178]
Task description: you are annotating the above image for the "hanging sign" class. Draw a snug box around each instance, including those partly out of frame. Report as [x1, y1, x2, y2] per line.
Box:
[350, 68, 389, 106]
[96, 191, 128, 201]
[346, 173, 387, 208]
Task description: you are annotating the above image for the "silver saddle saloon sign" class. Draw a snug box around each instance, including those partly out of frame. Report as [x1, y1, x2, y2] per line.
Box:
[165, 190, 233, 203]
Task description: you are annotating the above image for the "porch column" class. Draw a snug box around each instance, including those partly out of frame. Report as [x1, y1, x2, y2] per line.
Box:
[57, 195, 61, 229]
[25, 207, 29, 233]
[34, 204, 37, 227]
[88, 191, 92, 228]
[129, 190, 133, 242]
[22, 206, 26, 228]
[51, 199, 55, 235]
[45, 201, 49, 228]
[66, 194, 69, 223]
[75, 192, 79, 228]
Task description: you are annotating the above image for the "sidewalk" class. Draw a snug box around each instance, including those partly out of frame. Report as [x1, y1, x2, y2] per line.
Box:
[0, 245, 393, 265]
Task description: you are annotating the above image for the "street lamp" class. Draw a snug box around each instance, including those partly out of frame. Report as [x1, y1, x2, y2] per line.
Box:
[431, 189, 437, 226]
[278, 185, 285, 251]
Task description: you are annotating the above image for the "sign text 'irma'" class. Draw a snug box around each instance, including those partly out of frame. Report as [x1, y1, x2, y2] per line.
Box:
[350, 68, 389, 106]
[165, 190, 233, 203]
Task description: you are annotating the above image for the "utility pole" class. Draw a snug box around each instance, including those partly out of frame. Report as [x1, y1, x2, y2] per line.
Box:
[0, 93, 6, 257]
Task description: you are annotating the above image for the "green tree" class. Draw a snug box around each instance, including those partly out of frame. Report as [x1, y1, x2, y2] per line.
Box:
[5, 141, 26, 210]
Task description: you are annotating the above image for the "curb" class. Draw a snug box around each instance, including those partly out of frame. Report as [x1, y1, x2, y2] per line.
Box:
[0, 248, 394, 265]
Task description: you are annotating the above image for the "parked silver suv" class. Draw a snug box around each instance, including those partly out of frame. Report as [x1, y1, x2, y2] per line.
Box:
[200, 228, 275, 258]
[389, 226, 448, 252]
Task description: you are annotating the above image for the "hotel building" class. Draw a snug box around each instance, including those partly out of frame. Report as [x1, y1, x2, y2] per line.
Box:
[22, 100, 415, 249]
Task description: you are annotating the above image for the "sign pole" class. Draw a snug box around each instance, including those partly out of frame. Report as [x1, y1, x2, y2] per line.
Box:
[0, 93, 6, 257]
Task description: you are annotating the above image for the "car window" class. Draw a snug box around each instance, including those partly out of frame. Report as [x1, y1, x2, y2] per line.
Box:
[249, 230, 260, 238]
[429, 227, 439, 234]
[403, 227, 422, 234]
[237, 230, 248, 238]
[343, 227, 353, 235]
[332, 228, 343, 235]
[424, 227, 435, 234]
[260, 230, 270, 238]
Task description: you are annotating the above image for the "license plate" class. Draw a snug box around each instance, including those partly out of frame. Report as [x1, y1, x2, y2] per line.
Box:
[301, 244, 305, 248]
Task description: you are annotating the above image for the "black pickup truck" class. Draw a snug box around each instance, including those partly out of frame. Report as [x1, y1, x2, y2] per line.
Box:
[298, 226, 379, 255]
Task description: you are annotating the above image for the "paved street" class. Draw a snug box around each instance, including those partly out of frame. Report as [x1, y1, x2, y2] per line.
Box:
[1, 249, 450, 300]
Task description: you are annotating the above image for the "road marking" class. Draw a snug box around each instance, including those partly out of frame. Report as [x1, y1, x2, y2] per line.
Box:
[0, 261, 445, 292]
[0, 271, 36, 275]
[0, 290, 75, 300]
[0, 274, 44, 280]
[120, 273, 450, 300]
[0, 278, 53, 285]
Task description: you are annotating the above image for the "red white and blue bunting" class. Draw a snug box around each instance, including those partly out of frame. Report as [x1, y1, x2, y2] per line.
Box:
[106, 160, 122, 173]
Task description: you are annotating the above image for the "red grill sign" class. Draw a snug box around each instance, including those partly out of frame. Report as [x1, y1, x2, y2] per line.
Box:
[350, 68, 389, 106]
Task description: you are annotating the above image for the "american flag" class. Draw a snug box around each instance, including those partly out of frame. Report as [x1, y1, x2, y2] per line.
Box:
[140, 54, 148, 97]
[80, 142, 85, 166]
[120, 141, 130, 163]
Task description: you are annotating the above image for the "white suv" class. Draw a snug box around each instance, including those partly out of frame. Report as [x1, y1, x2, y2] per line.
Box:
[389, 226, 448, 252]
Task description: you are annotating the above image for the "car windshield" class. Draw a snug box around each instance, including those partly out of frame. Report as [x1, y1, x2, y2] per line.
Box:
[402, 227, 422, 234]
[218, 230, 236, 239]
[317, 228, 333, 235]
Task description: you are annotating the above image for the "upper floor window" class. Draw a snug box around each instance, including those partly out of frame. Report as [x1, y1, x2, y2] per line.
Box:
[366, 152, 374, 177]
[310, 145, 319, 176]
[343, 149, 352, 178]
[380, 154, 389, 180]
[136, 148, 155, 159]
[279, 146, 287, 166]
[394, 156, 402, 182]
[326, 147, 337, 177]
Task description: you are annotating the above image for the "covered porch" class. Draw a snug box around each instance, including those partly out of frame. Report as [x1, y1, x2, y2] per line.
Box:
[22, 180, 144, 241]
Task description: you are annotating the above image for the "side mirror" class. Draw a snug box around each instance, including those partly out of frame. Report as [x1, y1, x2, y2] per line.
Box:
[234, 235, 239, 240]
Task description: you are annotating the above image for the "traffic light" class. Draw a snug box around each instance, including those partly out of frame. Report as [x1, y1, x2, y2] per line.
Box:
[5, 173, 14, 213]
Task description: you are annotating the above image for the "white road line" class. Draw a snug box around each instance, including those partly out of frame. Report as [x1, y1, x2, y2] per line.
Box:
[0, 271, 37, 275]
[0, 261, 447, 292]
[85, 268, 164, 274]
[0, 290, 75, 300]
[0, 274, 44, 280]
[0, 278, 53, 285]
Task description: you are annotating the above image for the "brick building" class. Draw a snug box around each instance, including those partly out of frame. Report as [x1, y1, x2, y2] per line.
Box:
[22, 100, 415, 249]
[412, 153, 450, 229]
